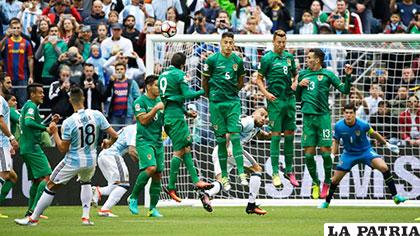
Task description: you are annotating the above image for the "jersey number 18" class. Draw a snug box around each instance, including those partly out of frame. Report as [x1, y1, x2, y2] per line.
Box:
[79, 124, 96, 148]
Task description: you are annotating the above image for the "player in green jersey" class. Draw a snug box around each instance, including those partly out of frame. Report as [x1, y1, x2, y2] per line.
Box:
[296, 48, 353, 199]
[19, 83, 58, 217]
[158, 53, 213, 202]
[256, 29, 299, 188]
[202, 32, 246, 191]
[128, 75, 165, 217]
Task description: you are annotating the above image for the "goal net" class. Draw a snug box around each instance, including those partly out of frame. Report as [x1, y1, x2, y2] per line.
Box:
[145, 34, 420, 207]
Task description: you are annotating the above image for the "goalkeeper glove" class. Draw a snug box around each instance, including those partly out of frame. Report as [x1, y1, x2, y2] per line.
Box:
[386, 142, 399, 155]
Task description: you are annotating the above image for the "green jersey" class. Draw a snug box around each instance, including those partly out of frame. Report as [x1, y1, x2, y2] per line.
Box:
[297, 68, 351, 115]
[258, 50, 297, 98]
[203, 52, 245, 102]
[158, 65, 204, 119]
[10, 107, 20, 136]
[42, 41, 68, 78]
[19, 100, 47, 154]
[133, 95, 163, 145]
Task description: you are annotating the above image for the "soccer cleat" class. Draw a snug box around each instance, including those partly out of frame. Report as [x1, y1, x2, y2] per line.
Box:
[311, 184, 320, 199]
[393, 194, 407, 205]
[239, 173, 248, 186]
[272, 174, 281, 188]
[318, 202, 330, 209]
[194, 180, 214, 190]
[14, 217, 38, 226]
[246, 203, 267, 215]
[91, 186, 101, 208]
[0, 213, 8, 218]
[163, 187, 182, 203]
[127, 195, 139, 215]
[285, 173, 300, 187]
[320, 183, 330, 199]
[81, 217, 94, 226]
[147, 208, 163, 217]
[199, 192, 213, 213]
[221, 177, 231, 191]
[98, 210, 118, 217]
[25, 210, 47, 219]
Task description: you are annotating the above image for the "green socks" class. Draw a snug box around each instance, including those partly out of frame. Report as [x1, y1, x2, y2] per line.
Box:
[284, 135, 294, 174]
[305, 153, 320, 185]
[184, 152, 200, 184]
[270, 136, 281, 175]
[217, 137, 228, 178]
[149, 179, 161, 209]
[168, 156, 182, 190]
[0, 180, 15, 204]
[131, 170, 151, 200]
[230, 134, 244, 175]
[321, 152, 332, 184]
[28, 183, 38, 212]
[31, 180, 47, 211]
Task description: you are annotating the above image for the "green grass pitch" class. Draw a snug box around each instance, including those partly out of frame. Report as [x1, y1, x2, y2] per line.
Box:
[1, 206, 419, 236]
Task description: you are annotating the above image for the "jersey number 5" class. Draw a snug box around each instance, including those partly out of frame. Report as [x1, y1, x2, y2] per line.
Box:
[79, 124, 95, 148]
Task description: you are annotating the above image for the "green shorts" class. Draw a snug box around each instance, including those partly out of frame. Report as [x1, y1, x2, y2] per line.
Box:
[21, 150, 52, 180]
[164, 118, 192, 151]
[301, 113, 332, 147]
[209, 100, 242, 137]
[267, 97, 296, 132]
[137, 143, 164, 172]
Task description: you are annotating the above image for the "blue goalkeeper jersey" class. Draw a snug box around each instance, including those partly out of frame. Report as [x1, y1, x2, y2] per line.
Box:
[333, 118, 372, 154]
[62, 109, 110, 168]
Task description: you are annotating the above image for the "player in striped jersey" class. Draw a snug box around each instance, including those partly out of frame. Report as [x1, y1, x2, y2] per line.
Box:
[15, 87, 119, 226]
[91, 124, 137, 217]
[201, 107, 271, 215]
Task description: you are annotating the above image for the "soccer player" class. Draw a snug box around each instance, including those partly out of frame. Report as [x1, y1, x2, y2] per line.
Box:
[296, 48, 353, 199]
[128, 75, 165, 217]
[159, 53, 213, 203]
[19, 83, 56, 217]
[201, 107, 270, 215]
[256, 29, 299, 188]
[15, 87, 118, 226]
[92, 124, 137, 217]
[202, 32, 247, 191]
[0, 74, 19, 218]
[319, 104, 407, 208]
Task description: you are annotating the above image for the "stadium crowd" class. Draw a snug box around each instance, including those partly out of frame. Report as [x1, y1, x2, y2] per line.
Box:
[0, 0, 418, 145]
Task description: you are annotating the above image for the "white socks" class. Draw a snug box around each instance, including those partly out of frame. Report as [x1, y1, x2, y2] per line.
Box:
[205, 181, 221, 197]
[99, 185, 116, 196]
[101, 186, 127, 211]
[81, 184, 92, 219]
[248, 173, 261, 204]
[32, 188, 55, 220]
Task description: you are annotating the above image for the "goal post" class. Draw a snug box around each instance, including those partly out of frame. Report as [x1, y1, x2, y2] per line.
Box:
[144, 34, 420, 207]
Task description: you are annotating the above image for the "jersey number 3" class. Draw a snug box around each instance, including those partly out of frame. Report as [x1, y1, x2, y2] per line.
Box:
[79, 124, 95, 147]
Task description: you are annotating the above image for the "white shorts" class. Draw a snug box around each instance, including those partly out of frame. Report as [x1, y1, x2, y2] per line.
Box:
[212, 143, 258, 177]
[50, 160, 95, 185]
[0, 147, 12, 172]
[97, 151, 129, 185]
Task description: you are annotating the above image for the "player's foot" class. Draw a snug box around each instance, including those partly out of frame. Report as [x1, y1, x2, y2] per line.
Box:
[272, 174, 281, 188]
[245, 203, 267, 215]
[239, 173, 248, 186]
[163, 187, 182, 203]
[284, 173, 300, 187]
[320, 183, 330, 199]
[0, 213, 8, 218]
[199, 192, 213, 213]
[81, 217, 94, 226]
[221, 177, 231, 191]
[195, 180, 214, 190]
[311, 184, 320, 199]
[91, 186, 101, 208]
[393, 194, 407, 205]
[24, 210, 32, 217]
[318, 202, 330, 209]
[147, 208, 163, 217]
[127, 195, 139, 215]
[98, 210, 118, 217]
[14, 217, 38, 226]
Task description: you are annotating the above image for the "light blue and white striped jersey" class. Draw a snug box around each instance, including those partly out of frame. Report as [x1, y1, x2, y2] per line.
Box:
[0, 96, 10, 148]
[62, 109, 110, 168]
[17, 9, 42, 35]
[102, 124, 136, 156]
[240, 116, 260, 145]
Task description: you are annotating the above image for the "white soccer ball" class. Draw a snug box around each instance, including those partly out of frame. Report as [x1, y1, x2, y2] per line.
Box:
[161, 20, 177, 38]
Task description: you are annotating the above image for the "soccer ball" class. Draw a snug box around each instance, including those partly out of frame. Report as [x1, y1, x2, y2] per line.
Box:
[161, 21, 177, 38]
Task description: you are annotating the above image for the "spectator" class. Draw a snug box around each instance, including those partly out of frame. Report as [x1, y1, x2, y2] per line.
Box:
[92, 22, 108, 44]
[240, 15, 261, 34]
[350, 87, 370, 121]
[80, 63, 105, 111]
[0, 20, 34, 106]
[73, 0, 88, 19]
[365, 84, 384, 117]
[30, 17, 50, 83]
[101, 23, 133, 59]
[86, 44, 107, 85]
[400, 67, 420, 93]
[240, 16, 260, 69]
[105, 62, 141, 127]
[347, 0, 374, 34]
[84, 0, 107, 39]
[319, 0, 350, 31]
[119, 0, 153, 31]
[101, 0, 124, 17]
[295, 0, 313, 25]
[408, 12, 420, 34]
[201, 0, 220, 24]
[53, 46, 84, 84]
[332, 15, 348, 34]
[311, 0, 323, 25]
[2, 0, 22, 33]
[390, 86, 409, 116]
[187, 10, 215, 34]
[17, 0, 42, 36]
[252, 5, 273, 34]
[211, 10, 233, 34]
[390, 0, 419, 27]
[69, 25, 92, 60]
[294, 9, 319, 34]
[399, 95, 420, 146]
[107, 10, 119, 30]
[103, 51, 145, 81]
[59, 17, 78, 43]
[42, 0, 82, 24]
[263, 0, 292, 33]
[231, 0, 252, 32]
[166, 6, 185, 34]
[366, 68, 393, 100]
[137, 18, 163, 63]
[384, 13, 407, 34]
[370, 100, 398, 141]
[152, 0, 182, 21]
[122, 15, 140, 48]
[49, 65, 73, 119]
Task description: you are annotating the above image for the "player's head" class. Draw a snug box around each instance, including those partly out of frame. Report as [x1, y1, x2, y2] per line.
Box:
[69, 86, 85, 106]
[144, 75, 159, 97]
[221, 32, 234, 56]
[0, 73, 12, 95]
[307, 48, 325, 70]
[272, 29, 286, 54]
[27, 83, 44, 105]
[171, 52, 186, 70]
[343, 103, 356, 124]
[4, 93, 17, 108]
[252, 107, 268, 127]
